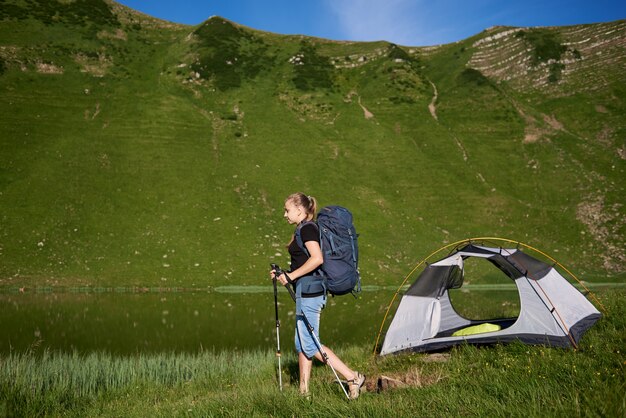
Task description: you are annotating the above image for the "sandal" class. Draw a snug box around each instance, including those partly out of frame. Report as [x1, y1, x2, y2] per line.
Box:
[347, 372, 366, 399]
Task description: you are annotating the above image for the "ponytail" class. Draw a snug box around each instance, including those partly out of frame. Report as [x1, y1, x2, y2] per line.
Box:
[286, 192, 317, 220]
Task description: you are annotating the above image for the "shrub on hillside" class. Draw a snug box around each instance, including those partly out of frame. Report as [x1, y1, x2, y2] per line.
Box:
[548, 62, 565, 83]
[387, 44, 410, 61]
[457, 68, 491, 87]
[291, 41, 334, 91]
[515, 29, 566, 65]
[0, 2, 30, 20]
[2, 0, 119, 27]
[191, 18, 274, 90]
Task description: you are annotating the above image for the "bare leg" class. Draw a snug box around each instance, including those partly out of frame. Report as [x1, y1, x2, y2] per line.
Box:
[299, 352, 313, 394]
[313, 345, 357, 381]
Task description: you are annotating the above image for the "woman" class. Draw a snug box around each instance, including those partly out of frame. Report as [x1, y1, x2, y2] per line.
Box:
[271, 192, 365, 399]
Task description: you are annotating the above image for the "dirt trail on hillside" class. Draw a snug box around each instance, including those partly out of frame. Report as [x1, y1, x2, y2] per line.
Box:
[358, 96, 374, 119]
[428, 80, 438, 121]
[425, 80, 470, 163]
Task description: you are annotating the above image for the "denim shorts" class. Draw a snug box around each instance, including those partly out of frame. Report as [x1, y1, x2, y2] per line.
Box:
[294, 292, 326, 359]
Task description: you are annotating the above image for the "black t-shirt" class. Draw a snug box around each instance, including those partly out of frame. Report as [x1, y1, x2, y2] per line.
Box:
[288, 222, 319, 272]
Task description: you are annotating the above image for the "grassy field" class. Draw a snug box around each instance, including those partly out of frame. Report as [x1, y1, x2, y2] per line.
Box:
[0, 3, 624, 289]
[0, 289, 623, 417]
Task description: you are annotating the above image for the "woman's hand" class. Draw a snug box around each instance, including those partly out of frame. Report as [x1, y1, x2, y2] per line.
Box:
[277, 273, 289, 286]
[270, 269, 289, 286]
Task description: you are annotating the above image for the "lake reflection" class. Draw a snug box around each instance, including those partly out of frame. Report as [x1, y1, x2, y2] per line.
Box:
[0, 288, 393, 354]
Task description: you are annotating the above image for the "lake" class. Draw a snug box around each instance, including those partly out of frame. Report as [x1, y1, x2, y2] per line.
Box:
[0, 284, 535, 355]
[0, 287, 398, 354]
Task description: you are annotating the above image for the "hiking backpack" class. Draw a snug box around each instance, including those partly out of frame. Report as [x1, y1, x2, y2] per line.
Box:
[295, 206, 361, 296]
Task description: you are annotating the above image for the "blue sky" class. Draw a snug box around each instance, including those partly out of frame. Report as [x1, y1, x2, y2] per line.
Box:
[116, 0, 625, 46]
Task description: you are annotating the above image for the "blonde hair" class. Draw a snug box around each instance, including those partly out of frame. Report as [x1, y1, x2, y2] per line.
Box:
[286, 192, 318, 221]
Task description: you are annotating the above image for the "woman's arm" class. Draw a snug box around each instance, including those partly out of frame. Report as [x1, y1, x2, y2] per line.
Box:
[288, 240, 323, 281]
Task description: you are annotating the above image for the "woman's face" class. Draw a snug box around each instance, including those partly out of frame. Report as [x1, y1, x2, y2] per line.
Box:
[284, 200, 304, 225]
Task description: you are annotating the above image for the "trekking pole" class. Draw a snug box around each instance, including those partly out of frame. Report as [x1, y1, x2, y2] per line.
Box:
[271, 263, 349, 399]
[270, 263, 296, 392]
[272, 275, 283, 391]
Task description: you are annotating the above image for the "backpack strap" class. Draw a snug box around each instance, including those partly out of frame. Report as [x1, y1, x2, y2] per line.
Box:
[295, 220, 318, 257]
[295, 221, 325, 292]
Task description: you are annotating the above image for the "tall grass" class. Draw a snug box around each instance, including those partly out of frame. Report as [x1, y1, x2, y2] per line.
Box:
[3, 350, 269, 395]
[1, 349, 275, 416]
[1, 290, 624, 417]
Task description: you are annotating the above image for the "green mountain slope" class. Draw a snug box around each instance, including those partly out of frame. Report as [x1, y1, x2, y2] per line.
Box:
[0, 0, 624, 287]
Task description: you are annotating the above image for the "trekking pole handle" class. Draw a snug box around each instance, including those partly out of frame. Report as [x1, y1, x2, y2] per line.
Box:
[270, 263, 296, 302]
